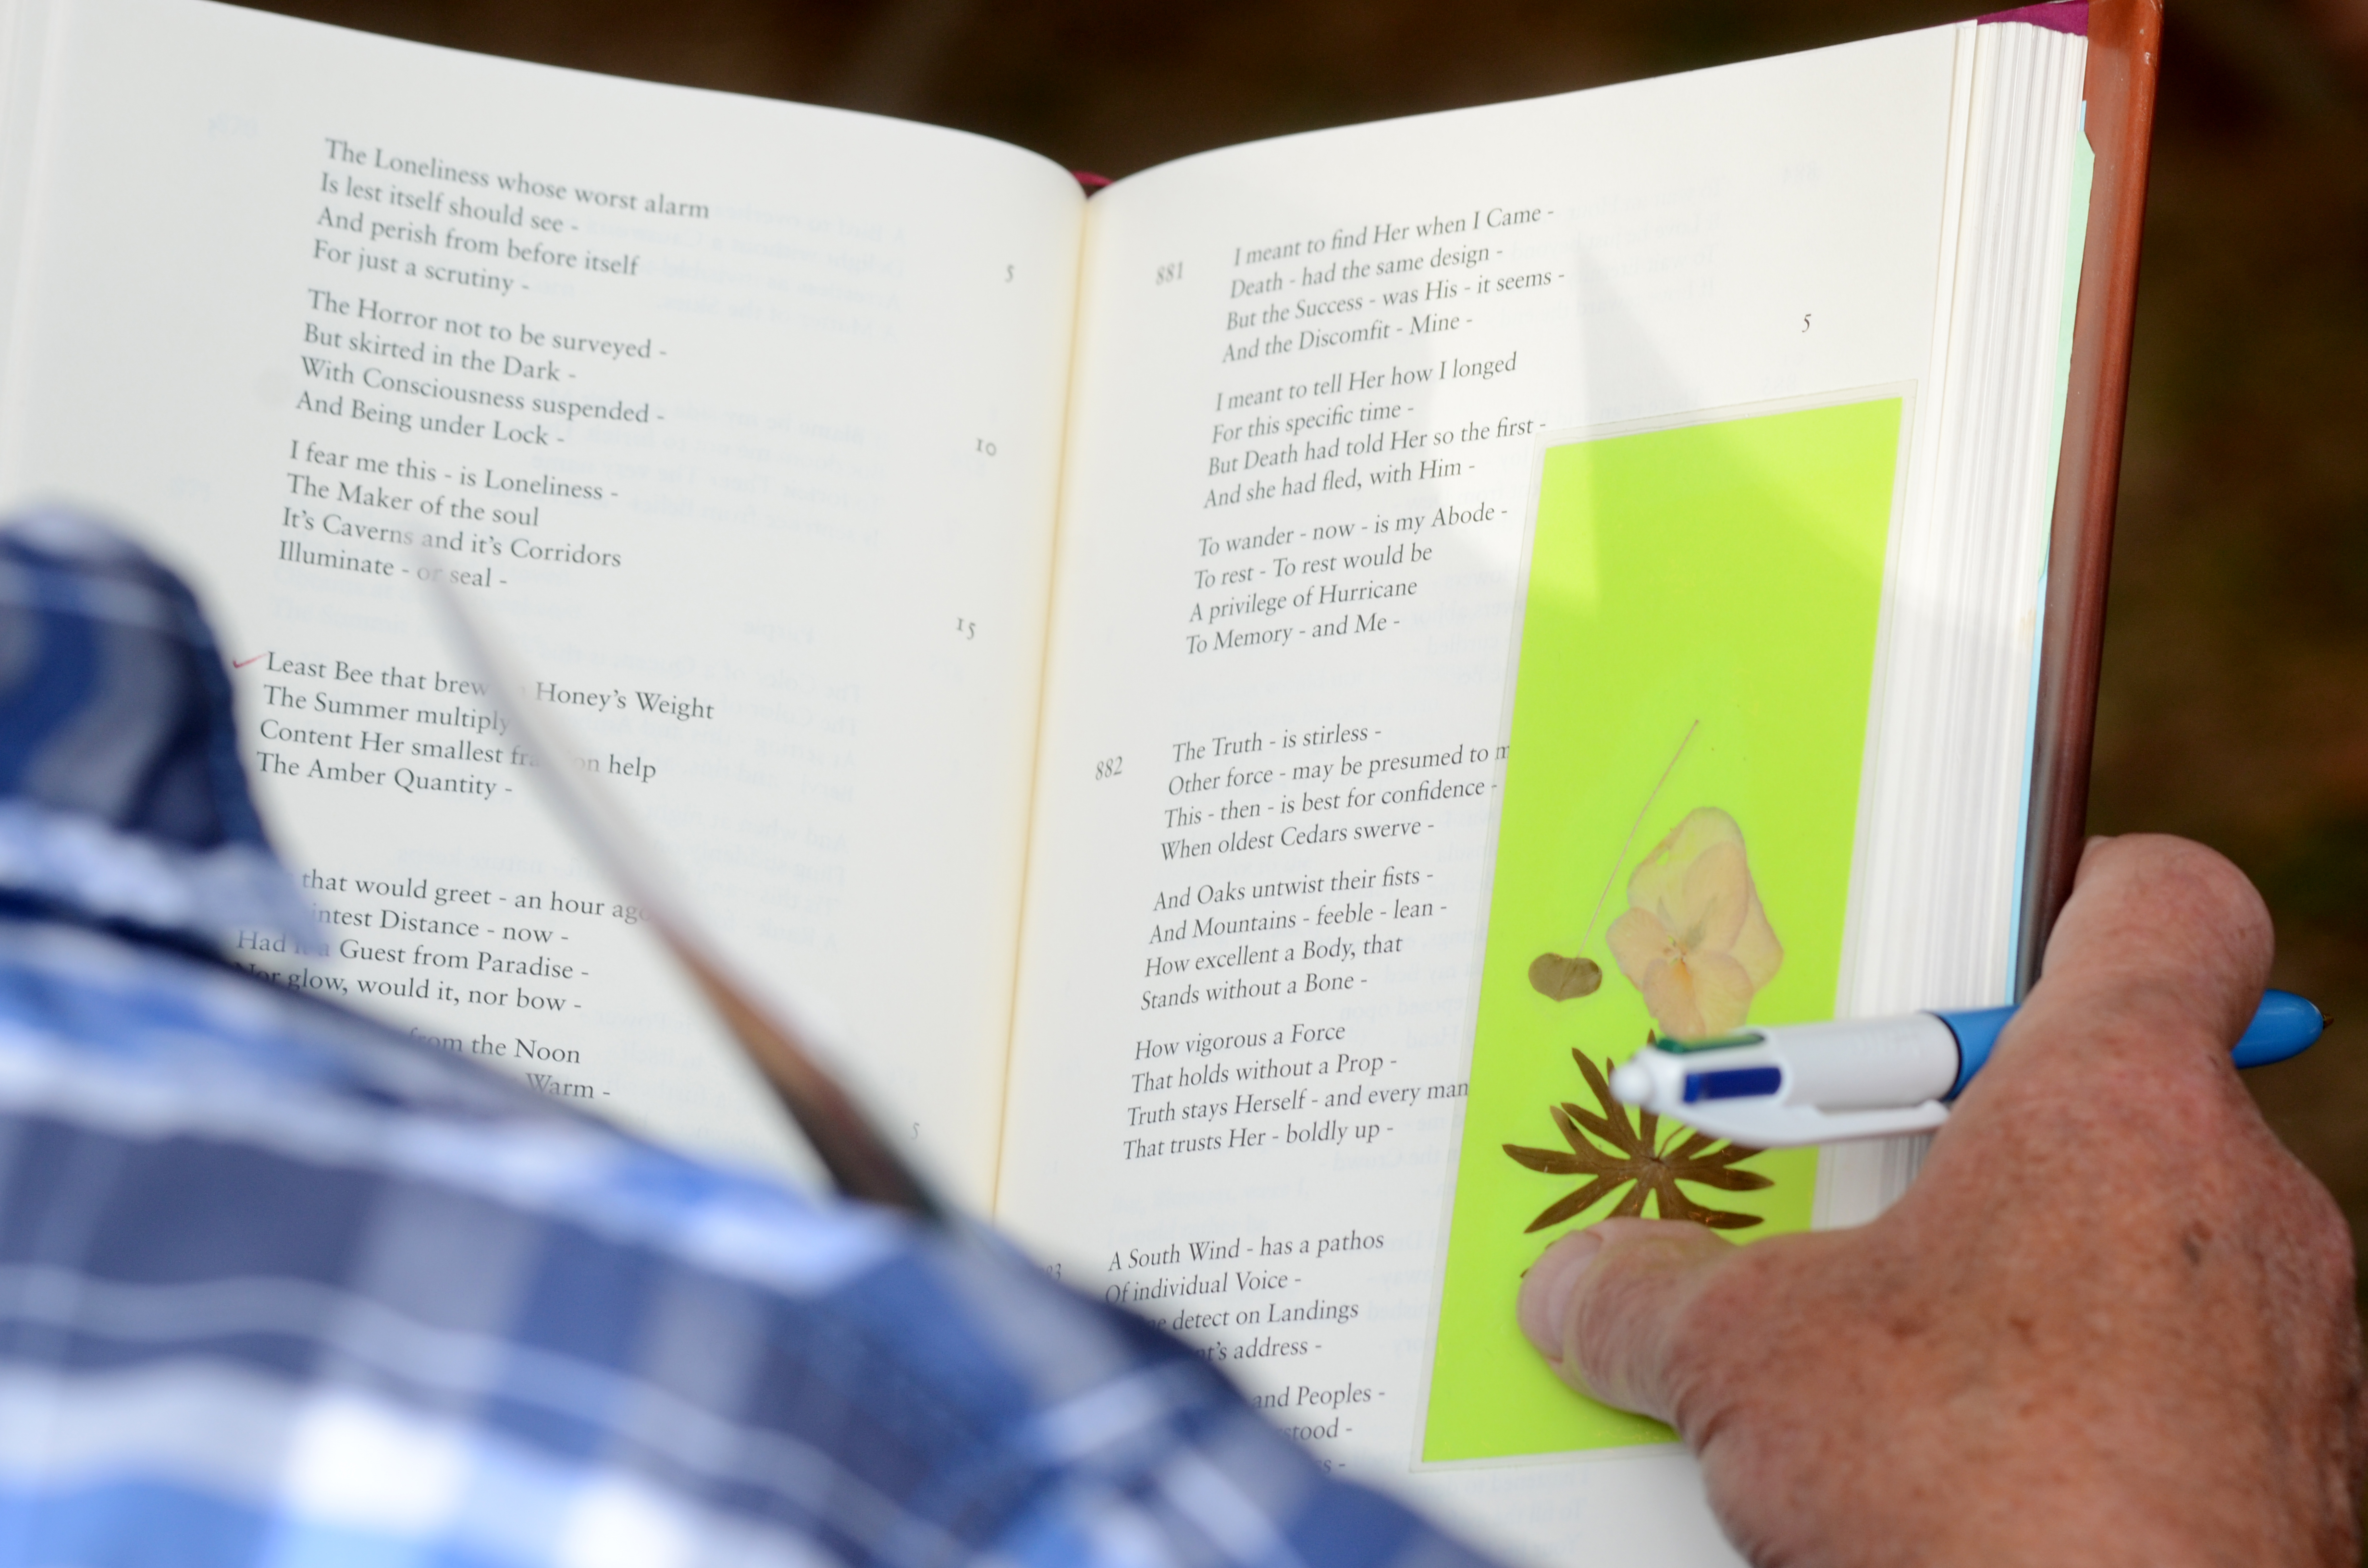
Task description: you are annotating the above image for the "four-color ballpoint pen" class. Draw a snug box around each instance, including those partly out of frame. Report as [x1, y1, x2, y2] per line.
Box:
[1607, 991, 2327, 1147]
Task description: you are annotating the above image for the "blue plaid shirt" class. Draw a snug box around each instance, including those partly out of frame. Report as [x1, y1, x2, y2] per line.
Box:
[0, 516, 1498, 1568]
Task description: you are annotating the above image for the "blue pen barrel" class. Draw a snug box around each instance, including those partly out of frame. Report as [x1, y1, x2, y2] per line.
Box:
[2235, 991, 2325, 1068]
[1938, 1006, 2014, 1097]
[1939, 988, 2325, 1098]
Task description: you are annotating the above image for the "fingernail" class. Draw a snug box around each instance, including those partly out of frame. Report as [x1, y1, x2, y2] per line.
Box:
[1517, 1229, 1604, 1360]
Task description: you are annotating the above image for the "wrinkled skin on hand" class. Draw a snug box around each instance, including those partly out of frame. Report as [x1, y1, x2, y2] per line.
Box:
[1518, 835, 2367, 1566]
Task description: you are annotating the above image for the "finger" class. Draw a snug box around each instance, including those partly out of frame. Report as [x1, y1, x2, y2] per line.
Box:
[2035, 833, 2272, 1054]
[1919, 835, 2278, 1203]
[1517, 1219, 1735, 1425]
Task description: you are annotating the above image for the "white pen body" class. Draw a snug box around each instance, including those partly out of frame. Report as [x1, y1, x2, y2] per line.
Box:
[1762, 1015, 1960, 1109]
[1610, 1016, 1962, 1146]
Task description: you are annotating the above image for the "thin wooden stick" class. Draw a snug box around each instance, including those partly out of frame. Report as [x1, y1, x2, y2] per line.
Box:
[417, 564, 942, 1220]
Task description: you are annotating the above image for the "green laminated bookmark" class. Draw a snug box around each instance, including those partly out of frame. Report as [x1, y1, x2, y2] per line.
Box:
[1423, 394, 1902, 1462]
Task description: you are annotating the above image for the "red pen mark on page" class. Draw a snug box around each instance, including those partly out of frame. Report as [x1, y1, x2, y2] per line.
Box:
[231, 654, 264, 669]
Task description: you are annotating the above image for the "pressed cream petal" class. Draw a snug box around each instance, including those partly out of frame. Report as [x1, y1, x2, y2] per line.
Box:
[1624, 839, 1680, 919]
[1624, 819, 1693, 917]
[1627, 857, 1688, 928]
[1626, 808, 1744, 920]
[1665, 806, 1744, 862]
[1679, 840, 1751, 953]
[1604, 906, 1670, 992]
[1640, 957, 1709, 1039]
[1683, 950, 1757, 1034]
[1730, 888, 1784, 988]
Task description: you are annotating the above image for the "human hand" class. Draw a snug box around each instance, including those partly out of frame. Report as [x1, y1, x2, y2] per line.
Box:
[1516, 834, 2366, 1566]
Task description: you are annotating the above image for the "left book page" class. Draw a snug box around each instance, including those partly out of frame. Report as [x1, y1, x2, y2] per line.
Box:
[0, 0, 1085, 1202]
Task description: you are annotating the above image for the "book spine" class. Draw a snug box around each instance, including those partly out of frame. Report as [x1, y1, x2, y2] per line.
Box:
[2014, 0, 2163, 996]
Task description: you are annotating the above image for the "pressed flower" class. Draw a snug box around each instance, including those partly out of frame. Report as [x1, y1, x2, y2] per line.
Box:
[1504, 1047, 1772, 1231]
[1604, 807, 1782, 1038]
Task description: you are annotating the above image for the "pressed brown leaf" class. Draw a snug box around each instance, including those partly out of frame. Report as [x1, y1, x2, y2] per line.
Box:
[1525, 1173, 1625, 1233]
[1665, 1128, 1719, 1162]
[1687, 1143, 1767, 1170]
[1529, 952, 1603, 1001]
[1651, 1182, 1764, 1229]
[1682, 1165, 1776, 1192]
[1555, 1100, 1627, 1152]
[1504, 1142, 1600, 1175]
[1568, 1051, 1645, 1154]
[1646, 1175, 1690, 1219]
[1503, 1049, 1774, 1234]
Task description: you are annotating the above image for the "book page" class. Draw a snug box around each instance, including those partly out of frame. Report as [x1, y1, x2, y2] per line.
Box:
[999, 26, 1969, 1561]
[0, 0, 1085, 1202]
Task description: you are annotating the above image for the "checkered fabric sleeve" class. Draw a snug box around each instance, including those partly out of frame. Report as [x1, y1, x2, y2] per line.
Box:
[0, 914, 1505, 1568]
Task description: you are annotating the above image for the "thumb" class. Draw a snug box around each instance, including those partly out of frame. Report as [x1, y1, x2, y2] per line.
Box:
[1517, 1219, 1738, 1425]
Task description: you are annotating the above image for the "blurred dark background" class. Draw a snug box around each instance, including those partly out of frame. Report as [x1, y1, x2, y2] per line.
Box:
[238, 0, 2365, 1303]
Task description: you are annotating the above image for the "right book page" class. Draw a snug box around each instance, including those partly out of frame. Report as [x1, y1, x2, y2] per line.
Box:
[999, 20, 2076, 1563]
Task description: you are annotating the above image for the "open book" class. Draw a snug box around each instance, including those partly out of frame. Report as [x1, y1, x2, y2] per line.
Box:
[0, 0, 2156, 1557]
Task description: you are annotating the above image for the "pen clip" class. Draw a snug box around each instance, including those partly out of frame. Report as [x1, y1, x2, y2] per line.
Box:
[1664, 1096, 1950, 1148]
